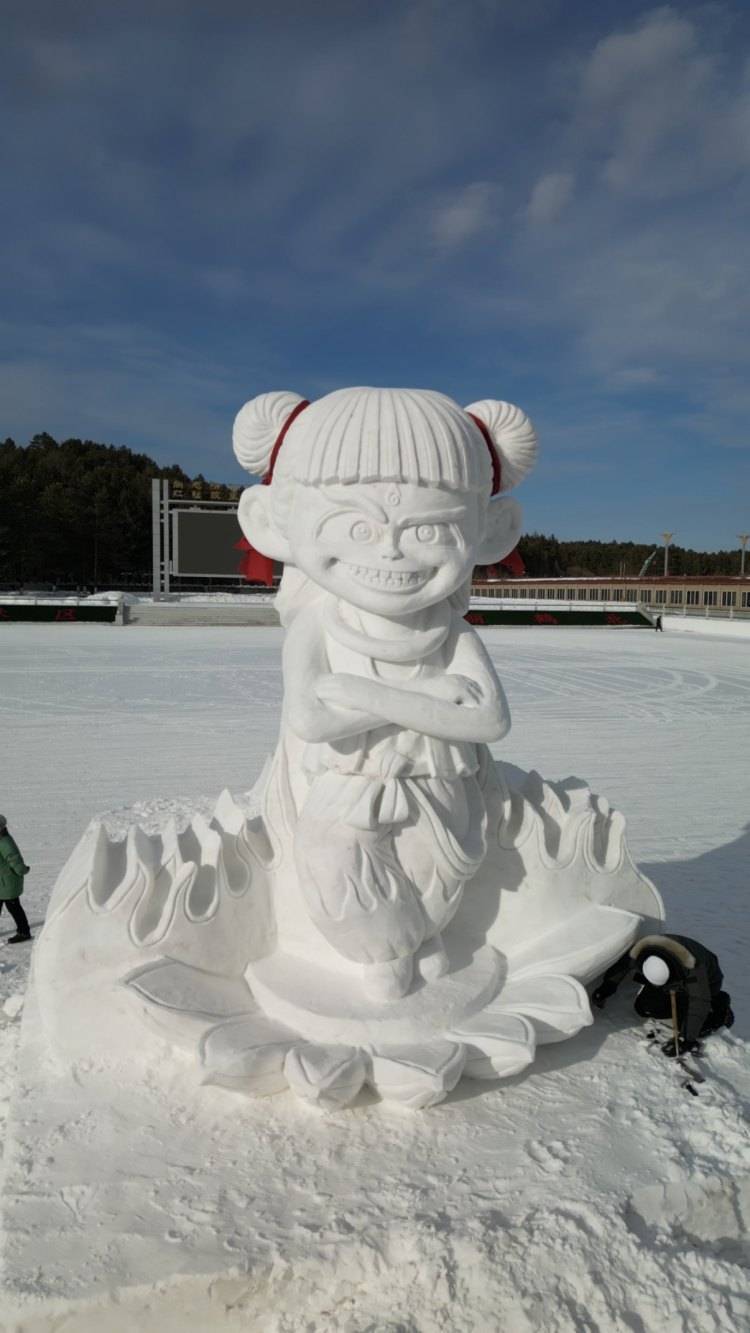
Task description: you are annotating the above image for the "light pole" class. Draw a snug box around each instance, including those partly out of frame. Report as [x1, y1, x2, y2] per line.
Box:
[661, 532, 674, 578]
[739, 534, 750, 578]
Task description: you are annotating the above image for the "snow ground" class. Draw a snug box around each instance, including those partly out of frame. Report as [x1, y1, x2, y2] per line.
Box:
[663, 613, 750, 639]
[0, 622, 748, 1330]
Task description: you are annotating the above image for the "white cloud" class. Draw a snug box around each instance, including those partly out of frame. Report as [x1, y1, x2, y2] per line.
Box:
[577, 7, 750, 196]
[505, 5, 750, 415]
[582, 7, 698, 103]
[431, 182, 503, 249]
[526, 171, 574, 225]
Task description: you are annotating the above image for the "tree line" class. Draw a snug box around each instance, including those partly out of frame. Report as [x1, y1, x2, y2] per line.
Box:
[0, 433, 743, 587]
[512, 533, 742, 579]
[0, 433, 196, 587]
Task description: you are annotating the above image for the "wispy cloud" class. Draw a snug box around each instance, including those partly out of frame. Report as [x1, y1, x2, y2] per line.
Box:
[431, 182, 504, 249]
[526, 172, 574, 225]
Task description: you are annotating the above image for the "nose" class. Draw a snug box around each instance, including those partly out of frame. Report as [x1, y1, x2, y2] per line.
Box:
[379, 525, 403, 561]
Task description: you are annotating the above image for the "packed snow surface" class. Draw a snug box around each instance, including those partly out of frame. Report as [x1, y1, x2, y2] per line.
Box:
[0, 623, 748, 1331]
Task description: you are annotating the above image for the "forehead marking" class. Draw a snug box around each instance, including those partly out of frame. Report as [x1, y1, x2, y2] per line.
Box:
[386, 488, 401, 507]
[314, 485, 470, 530]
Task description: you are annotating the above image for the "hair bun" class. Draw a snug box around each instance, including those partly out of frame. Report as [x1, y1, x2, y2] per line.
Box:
[233, 391, 305, 476]
[464, 399, 538, 491]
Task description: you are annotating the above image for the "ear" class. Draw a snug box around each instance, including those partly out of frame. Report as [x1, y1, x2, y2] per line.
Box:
[476, 495, 522, 564]
[237, 486, 292, 563]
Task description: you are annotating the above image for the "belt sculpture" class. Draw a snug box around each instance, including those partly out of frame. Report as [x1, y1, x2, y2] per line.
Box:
[38, 388, 663, 1109]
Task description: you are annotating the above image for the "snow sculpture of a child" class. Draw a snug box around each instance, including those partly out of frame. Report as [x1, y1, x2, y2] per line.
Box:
[234, 388, 537, 1003]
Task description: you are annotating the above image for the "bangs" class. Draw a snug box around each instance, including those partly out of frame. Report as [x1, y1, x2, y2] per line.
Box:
[278, 387, 490, 492]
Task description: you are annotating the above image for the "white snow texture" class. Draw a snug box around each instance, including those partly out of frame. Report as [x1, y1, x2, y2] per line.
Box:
[0, 622, 747, 1331]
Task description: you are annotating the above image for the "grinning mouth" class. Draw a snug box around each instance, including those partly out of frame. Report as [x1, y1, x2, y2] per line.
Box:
[338, 561, 431, 592]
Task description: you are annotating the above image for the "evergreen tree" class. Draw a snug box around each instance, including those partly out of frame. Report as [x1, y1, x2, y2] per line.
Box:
[0, 435, 193, 586]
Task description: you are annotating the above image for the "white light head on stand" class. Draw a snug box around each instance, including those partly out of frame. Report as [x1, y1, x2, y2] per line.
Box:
[641, 955, 671, 987]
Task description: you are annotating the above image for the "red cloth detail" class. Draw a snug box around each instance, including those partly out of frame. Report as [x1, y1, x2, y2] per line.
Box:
[234, 536, 274, 586]
[467, 413, 502, 495]
[263, 399, 310, 484]
[235, 399, 310, 586]
[500, 546, 525, 576]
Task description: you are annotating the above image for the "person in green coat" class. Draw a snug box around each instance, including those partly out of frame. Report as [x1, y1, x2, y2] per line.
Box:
[0, 815, 32, 943]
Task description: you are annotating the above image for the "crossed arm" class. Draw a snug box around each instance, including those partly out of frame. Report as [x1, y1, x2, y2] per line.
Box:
[285, 608, 510, 745]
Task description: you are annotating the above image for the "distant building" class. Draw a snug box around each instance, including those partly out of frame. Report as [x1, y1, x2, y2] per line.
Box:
[471, 574, 750, 617]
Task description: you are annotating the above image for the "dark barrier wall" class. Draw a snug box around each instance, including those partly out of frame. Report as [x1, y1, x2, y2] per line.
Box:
[464, 608, 652, 627]
[0, 604, 118, 623]
[0, 603, 649, 627]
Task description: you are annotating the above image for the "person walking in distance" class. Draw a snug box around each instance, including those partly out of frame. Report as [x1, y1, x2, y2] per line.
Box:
[0, 816, 32, 943]
[655, 614, 663, 632]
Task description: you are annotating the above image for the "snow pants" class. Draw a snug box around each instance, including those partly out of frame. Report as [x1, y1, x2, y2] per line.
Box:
[0, 897, 30, 937]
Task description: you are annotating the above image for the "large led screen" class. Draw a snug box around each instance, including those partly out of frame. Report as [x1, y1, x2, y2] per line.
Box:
[172, 510, 244, 577]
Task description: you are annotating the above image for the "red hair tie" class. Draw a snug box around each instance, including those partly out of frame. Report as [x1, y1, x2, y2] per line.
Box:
[241, 399, 310, 587]
[262, 399, 310, 485]
[467, 412, 501, 496]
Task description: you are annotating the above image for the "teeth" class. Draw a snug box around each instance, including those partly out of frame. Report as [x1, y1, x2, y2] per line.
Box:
[342, 563, 428, 591]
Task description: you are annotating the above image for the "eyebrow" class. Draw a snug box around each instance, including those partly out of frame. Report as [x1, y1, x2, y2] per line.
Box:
[317, 487, 388, 521]
[395, 507, 467, 530]
[315, 488, 469, 530]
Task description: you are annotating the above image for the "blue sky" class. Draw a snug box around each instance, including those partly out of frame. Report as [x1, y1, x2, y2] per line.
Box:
[3, 1, 750, 549]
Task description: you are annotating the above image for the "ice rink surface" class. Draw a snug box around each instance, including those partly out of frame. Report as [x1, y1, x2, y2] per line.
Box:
[1, 621, 747, 1029]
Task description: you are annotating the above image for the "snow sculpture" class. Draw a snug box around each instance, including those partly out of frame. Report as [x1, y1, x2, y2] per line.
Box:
[36, 387, 663, 1110]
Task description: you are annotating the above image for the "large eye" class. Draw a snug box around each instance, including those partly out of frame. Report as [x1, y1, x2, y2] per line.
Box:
[412, 522, 456, 545]
[351, 520, 374, 543]
[416, 524, 437, 543]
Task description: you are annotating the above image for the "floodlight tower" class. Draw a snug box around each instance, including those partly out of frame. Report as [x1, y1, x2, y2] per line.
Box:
[739, 534, 750, 578]
[661, 532, 674, 577]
